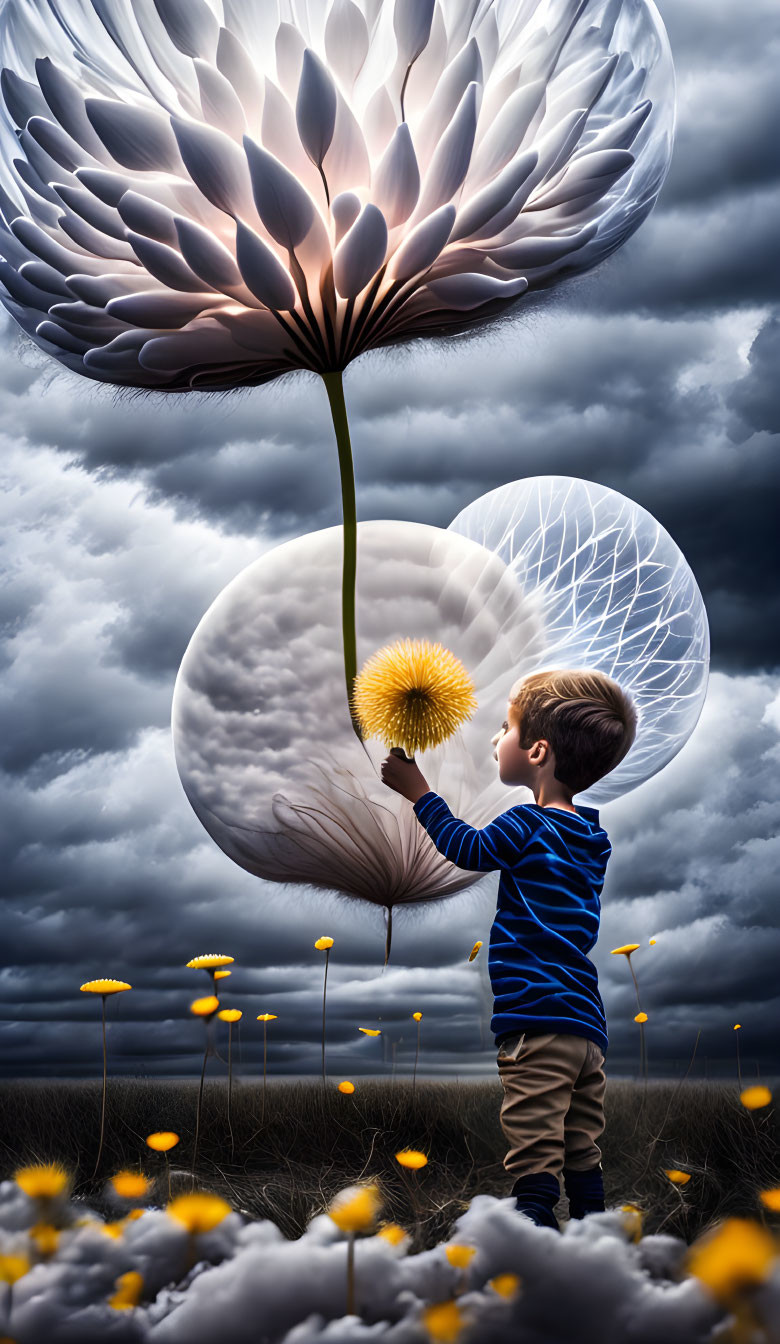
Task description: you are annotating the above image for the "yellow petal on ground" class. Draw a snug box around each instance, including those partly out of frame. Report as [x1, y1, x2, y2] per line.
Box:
[445, 1244, 476, 1269]
[328, 1183, 382, 1234]
[166, 1193, 231, 1234]
[489, 1273, 521, 1299]
[15, 1163, 69, 1198]
[685, 1218, 776, 1304]
[396, 1150, 428, 1170]
[740, 1085, 772, 1110]
[421, 1299, 465, 1343]
[109, 1270, 144, 1310]
[146, 1132, 179, 1152]
[665, 1169, 692, 1185]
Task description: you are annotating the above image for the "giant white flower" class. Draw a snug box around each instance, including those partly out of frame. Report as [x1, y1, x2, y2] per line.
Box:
[0, 0, 675, 736]
[172, 476, 708, 959]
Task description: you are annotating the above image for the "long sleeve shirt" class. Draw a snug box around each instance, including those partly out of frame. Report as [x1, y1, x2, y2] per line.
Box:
[412, 791, 611, 1054]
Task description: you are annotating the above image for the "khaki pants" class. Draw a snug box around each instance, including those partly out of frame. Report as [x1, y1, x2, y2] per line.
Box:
[497, 1031, 606, 1179]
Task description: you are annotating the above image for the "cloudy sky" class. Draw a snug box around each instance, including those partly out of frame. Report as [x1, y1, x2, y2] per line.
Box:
[1, 0, 778, 1086]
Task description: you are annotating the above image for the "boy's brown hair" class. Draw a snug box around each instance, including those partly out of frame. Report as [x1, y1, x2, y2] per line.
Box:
[509, 669, 637, 795]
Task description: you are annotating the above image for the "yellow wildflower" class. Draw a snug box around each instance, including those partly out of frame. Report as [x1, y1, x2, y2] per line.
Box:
[29, 1223, 59, 1256]
[0, 1255, 29, 1285]
[734, 1023, 741, 1030]
[413, 1012, 423, 1021]
[167, 1193, 231, 1234]
[218, 1009, 242, 1022]
[328, 1183, 382, 1234]
[686, 1218, 776, 1304]
[610, 944, 640, 957]
[257, 1013, 278, 1022]
[338, 1081, 355, 1094]
[110, 1171, 151, 1200]
[146, 1132, 179, 1152]
[665, 1169, 692, 1185]
[620, 1204, 644, 1243]
[314, 937, 334, 950]
[759, 1189, 780, 1212]
[190, 995, 220, 1017]
[489, 1273, 521, 1299]
[421, 1298, 465, 1343]
[15, 1163, 69, 1199]
[109, 1270, 144, 1310]
[740, 1086, 772, 1110]
[186, 955, 234, 969]
[396, 1150, 428, 1170]
[214, 970, 232, 980]
[468, 942, 482, 962]
[635, 1012, 648, 1023]
[445, 1244, 476, 1269]
[358, 1027, 381, 1036]
[377, 1222, 409, 1247]
[351, 638, 478, 756]
[79, 979, 131, 994]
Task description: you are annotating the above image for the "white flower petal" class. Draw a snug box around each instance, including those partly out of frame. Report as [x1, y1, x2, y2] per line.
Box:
[244, 137, 315, 249]
[296, 49, 337, 169]
[450, 148, 537, 243]
[75, 167, 138, 208]
[126, 231, 208, 292]
[34, 57, 109, 162]
[117, 190, 178, 245]
[413, 36, 482, 169]
[170, 115, 255, 218]
[18, 260, 73, 298]
[321, 88, 371, 195]
[389, 203, 454, 282]
[491, 223, 598, 272]
[57, 207, 137, 261]
[9, 216, 107, 276]
[394, 0, 435, 66]
[235, 218, 297, 310]
[0, 68, 49, 129]
[215, 27, 264, 130]
[50, 181, 127, 241]
[175, 215, 244, 291]
[84, 99, 185, 173]
[66, 271, 157, 306]
[528, 148, 635, 213]
[427, 271, 528, 310]
[35, 319, 92, 353]
[331, 191, 361, 246]
[472, 80, 546, 181]
[372, 123, 420, 228]
[415, 81, 478, 218]
[152, 0, 219, 61]
[194, 58, 247, 140]
[324, 0, 370, 91]
[138, 317, 251, 370]
[106, 288, 224, 328]
[333, 202, 387, 299]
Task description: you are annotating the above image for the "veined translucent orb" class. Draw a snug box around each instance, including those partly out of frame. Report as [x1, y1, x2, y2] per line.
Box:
[173, 479, 708, 911]
[449, 475, 710, 804]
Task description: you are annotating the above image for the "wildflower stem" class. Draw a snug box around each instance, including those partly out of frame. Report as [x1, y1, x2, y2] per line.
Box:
[191, 1025, 209, 1181]
[262, 1021, 267, 1125]
[384, 904, 393, 967]
[227, 1022, 235, 1162]
[413, 1020, 420, 1102]
[321, 947, 330, 1088]
[321, 370, 363, 744]
[166, 1153, 171, 1202]
[346, 1230, 355, 1315]
[736, 1030, 743, 1091]
[91, 993, 108, 1179]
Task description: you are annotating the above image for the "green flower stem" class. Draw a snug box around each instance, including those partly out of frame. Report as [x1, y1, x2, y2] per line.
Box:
[321, 371, 362, 743]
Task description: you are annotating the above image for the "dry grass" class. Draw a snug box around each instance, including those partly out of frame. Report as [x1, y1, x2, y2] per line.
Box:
[1, 1076, 777, 1251]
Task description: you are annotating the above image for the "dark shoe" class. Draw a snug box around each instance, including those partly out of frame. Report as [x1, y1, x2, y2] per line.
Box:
[510, 1170, 561, 1231]
[562, 1164, 605, 1219]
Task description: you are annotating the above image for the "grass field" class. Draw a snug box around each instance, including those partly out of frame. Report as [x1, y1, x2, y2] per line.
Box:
[2, 1074, 777, 1250]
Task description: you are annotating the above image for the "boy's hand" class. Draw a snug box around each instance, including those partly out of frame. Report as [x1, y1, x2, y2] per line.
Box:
[381, 748, 431, 804]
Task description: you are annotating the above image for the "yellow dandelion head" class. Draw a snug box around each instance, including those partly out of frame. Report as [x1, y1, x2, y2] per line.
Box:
[734, 1023, 741, 1030]
[610, 944, 640, 957]
[214, 969, 232, 980]
[328, 1183, 382, 1234]
[146, 1132, 179, 1152]
[0, 1255, 29, 1285]
[665, 1169, 692, 1186]
[759, 1188, 780, 1212]
[314, 937, 334, 950]
[186, 954, 234, 969]
[421, 1298, 465, 1343]
[29, 1223, 59, 1256]
[79, 979, 131, 994]
[257, 1013, 278, 1022]
[740, 1085, 773, 1111]
[395, 1150, 428, 1170]
[445, 1244, 476, 1270]
[166, 1193, 231, 1235]
[358, 1027, 381, 1036]
[108, 1270, 144, 1311]
[351, 638, 478, 756]
[685, 1218, 776, 1304]
[110, 1171, 151, 1200]
[649, 938, 657, 945]
[218, 1009, 242, 1022]
[412, 1012, 423, 1022]
[634, 1012, 648, 1023]
[190, 995, 220, 1017]
[377, 1222, 409, 1247]
[15, 1163, 69, 1199]
[468, 941, 483, 962]
[620, 1204, 644, 1243]
[488, 1273, 521, 1300]
[338, 1081, 355, 1094]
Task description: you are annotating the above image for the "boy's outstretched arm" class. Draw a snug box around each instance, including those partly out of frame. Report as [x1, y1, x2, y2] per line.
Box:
[381, 751, 532, 872]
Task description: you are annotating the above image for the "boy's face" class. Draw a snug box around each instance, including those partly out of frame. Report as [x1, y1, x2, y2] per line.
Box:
[490, 695, 551, 787]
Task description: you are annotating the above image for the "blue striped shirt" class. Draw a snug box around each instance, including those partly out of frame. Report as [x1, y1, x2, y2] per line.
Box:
[412, 792, 611, 1054]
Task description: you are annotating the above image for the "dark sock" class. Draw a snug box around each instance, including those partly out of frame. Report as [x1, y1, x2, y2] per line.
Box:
[562, 1164, 605, 1218]
[510, 1170, 561, 1231]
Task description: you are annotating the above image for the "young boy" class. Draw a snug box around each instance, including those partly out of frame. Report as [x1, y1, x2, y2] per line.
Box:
[380, 668, 637, 1232]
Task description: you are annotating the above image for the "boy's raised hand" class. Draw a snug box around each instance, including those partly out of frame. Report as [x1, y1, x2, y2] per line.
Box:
[381, 748, 432, 804]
